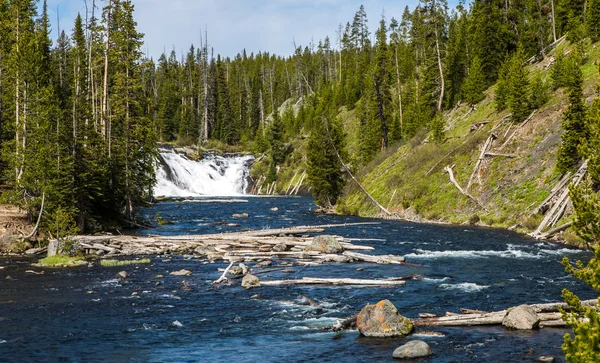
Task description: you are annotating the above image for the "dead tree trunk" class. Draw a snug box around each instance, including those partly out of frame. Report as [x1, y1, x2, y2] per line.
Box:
[101, 0, 111, 140]
[467, 133, 498, 190]
[531, 161, 588, 238]
[444, 166, 486, 209]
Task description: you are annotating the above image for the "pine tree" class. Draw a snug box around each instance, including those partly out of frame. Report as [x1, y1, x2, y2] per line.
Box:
[556, 65, 587, 174]
[561, 62, 600, 363]
[461, 56, 486, 105]
[586, 0, 600, 42]
[307, 114, 346, 208]
[266, 109, 285, 183]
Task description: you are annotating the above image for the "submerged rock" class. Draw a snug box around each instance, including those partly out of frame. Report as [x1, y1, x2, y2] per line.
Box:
[304, 235, 344, 254]
[392, 340, 432, 359]
[272, 242, 289, 252]
[170, 269, 193, 276]
[536, 356, 555, 362]
[357, 299, 413, 337]
[241, 274, 260, 289]
[502, 305, 540, 330]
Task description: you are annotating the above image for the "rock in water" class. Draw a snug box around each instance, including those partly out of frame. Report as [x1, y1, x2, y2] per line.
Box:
[357, 300, 413, 337]
[271, 242, 289, 252]
[536, 356, 555, 363]
[242, 274, 260, 289]
[170, 269, 193, 277]
[502, 305, 540, 330]
[392, 340, 433, 359]
[304, 235, 344, 254]
[116, 271, 128, 280]
[232, 213, 249, 218]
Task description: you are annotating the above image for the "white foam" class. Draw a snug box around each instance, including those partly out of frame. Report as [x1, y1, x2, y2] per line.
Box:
[172, 320, 183, 327]
[422, 277, 451, 283]
[439, 282, 489, 292]
[406, 246, 540, 260]
[154, 151, 254, 197]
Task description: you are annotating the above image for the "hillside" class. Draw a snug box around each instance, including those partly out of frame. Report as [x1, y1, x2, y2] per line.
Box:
[333, 40, 600, 245]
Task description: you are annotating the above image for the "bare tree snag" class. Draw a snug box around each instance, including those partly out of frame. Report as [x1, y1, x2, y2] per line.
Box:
[213, 261, 234, 284]
[444, 166, 486, 209]
[25, 193, 45, 240]
[467, 133, 498, 190]
[101, 0, 111, 139]
[433, 0, 445, 113]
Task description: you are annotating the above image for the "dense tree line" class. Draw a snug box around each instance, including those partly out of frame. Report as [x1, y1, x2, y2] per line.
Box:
[0, 0, 155, 234]
[1, 0, 600, 232]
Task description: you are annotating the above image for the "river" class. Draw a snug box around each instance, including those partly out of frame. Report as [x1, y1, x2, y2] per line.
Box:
[0, 196, 595, 362]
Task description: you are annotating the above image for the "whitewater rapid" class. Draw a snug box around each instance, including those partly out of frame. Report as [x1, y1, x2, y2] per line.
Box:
[154, 150, 254, 197]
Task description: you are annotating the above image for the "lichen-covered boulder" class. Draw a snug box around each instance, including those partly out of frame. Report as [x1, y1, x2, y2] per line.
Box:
[393, 340, 433, 359]
[170, 269, 193, 276]
[502, 305, 540, 330]
[241, 274, 260, 289]
[304, 235, 344, 254]
[357, 299, 414, 337]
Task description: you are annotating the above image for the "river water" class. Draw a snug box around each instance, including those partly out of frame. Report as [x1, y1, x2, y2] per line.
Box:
[0, 196, 595, 362]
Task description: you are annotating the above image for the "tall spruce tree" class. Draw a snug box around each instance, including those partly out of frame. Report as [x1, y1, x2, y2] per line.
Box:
[307, 113, 346, 208]
[556, 65, 587, 174]
[461, 56, 486, 105]
[561, 65, 600, 363]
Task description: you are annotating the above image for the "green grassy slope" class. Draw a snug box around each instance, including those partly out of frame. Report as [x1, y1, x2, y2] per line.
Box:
[336, 41, 600, 243]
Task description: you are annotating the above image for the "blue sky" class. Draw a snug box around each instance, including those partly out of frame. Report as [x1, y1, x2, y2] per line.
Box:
[46, 0, 451, 60]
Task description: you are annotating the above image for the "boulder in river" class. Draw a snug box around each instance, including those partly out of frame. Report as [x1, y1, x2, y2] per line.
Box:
[536, 356, 555, 363]
[116, 271, 128, 280]
[304, 235, 344, 254]
[356, 299, 414, 337]
[502, 304, 540, 330]
[272, 242, 289, 252]
[392, 340, 432, 359]
[170, 269, 193, 277]
[242, 274, 260, 289]
[232, 213, 249, 218]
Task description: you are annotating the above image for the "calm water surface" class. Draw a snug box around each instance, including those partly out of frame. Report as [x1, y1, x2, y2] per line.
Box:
[0, 196, 595, 362]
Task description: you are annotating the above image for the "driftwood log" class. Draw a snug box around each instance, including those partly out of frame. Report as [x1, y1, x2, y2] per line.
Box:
[68, 223, 410, 269]
[412, 299, 598, 327]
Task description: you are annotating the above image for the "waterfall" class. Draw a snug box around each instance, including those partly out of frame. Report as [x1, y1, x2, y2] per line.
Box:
[154, 150, 255, 197]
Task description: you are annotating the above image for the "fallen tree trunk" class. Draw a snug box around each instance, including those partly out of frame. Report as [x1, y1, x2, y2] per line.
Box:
[444, 166, 486, 209]
[467, 133, 497, 190]
[342, 251, 406, 264]
[531, 160, 588, 238]
[412, 299, 598, 327]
